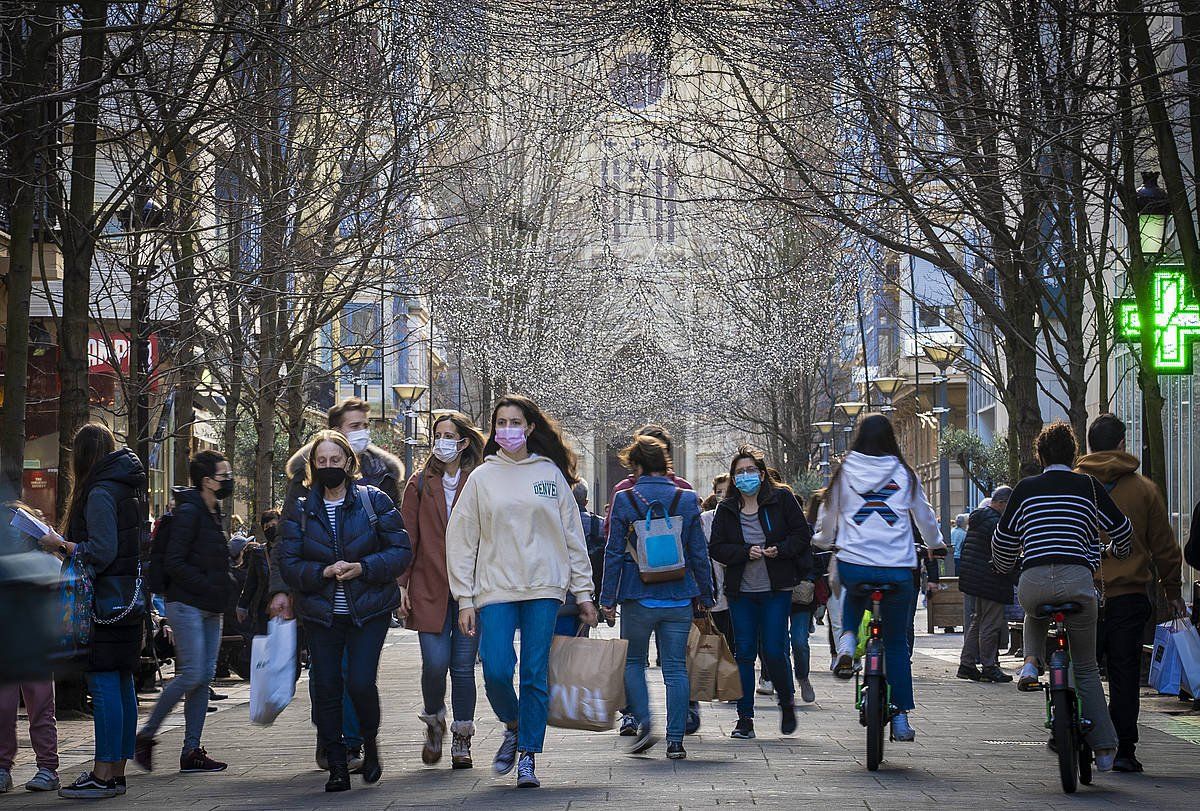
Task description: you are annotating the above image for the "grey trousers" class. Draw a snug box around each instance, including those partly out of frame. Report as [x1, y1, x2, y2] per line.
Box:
[960, 596, 1005, 668]
[1017, 564, 1117, 751]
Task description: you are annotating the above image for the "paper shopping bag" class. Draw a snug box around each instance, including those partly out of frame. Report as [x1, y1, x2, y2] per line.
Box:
[687, 613, 742, 702]
[1173, 621, 1200, 698]
[1149, 621, 1184, 695]
[250, 618, 297, 725]
[547, 634, 628, 731]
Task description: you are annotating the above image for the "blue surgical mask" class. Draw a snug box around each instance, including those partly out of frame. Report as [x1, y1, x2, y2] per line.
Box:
[734, 472, 761, 495]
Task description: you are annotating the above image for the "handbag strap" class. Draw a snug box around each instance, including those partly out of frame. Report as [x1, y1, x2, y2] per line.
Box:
[1087, 475, 1106, 607]
[93, 561, 144, 626]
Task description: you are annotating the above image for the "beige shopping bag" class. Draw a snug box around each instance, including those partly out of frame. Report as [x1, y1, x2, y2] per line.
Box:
[687, 613, 743, 702]
[547, 634, 629, 731]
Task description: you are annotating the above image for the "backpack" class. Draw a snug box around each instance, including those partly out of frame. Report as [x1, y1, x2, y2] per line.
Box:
[583, 513, 604, 559]
[146, 510, 175, 594]
[624, 488, 687, 584]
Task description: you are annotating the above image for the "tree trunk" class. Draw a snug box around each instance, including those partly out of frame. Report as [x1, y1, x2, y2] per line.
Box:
[55, 0, 109, 513]
[0, 0, 54, 497]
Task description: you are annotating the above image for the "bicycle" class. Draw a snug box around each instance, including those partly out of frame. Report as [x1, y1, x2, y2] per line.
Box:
[852, 583, 897, 772]
[1021, 601, 1093, 794]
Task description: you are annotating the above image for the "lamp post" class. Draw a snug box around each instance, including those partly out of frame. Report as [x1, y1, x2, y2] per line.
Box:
[872, 376, 906, 412]
[922, 342, 964, 568]
[392, 382, 429, 476]
[813, 421, 835, 483]
[1135, 171, 1171, 257]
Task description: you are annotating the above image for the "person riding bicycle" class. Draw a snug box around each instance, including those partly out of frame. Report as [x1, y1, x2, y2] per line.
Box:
[813, 414, 944, 742]
[992, 422, 1132, 773]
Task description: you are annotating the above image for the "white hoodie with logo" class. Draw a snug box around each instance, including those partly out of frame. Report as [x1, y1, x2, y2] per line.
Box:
[446, 451, 593, 610]
[813, 451, 945, 568]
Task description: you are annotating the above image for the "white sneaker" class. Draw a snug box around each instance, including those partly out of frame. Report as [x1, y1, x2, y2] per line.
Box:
[25, 768, 60, 792]
[756, 677, 775, 696]
[1095, 748, 1117, 772]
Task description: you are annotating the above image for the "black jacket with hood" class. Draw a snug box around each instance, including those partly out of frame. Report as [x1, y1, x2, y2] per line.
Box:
[64, 449, 147, 672]
[165, 487, 235, 613]
[708, 484, 811, 597]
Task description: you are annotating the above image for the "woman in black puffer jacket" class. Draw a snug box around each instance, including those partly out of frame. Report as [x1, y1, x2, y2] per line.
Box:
[48, 423, 147, 798]
[280, 430, 411, 793]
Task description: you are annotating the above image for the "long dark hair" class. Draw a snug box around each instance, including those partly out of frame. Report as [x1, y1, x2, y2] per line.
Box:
[483, 395, 579, 483]
[725, 444, 777, 507]
[422, 411, 486, 484]
[828, 414, 919, 497]
[60, 422, 117, 533]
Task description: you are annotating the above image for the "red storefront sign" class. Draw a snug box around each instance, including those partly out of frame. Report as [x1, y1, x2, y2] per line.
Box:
[88, 332, 159, 375]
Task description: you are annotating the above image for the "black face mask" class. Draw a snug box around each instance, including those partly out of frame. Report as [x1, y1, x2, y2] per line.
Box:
[263, 525, 277, 543]
[214, 480, 234, 500]
[316, 467, 348, 489]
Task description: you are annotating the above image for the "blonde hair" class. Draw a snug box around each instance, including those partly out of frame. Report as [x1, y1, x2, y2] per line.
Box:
[304, 430, 359, 486]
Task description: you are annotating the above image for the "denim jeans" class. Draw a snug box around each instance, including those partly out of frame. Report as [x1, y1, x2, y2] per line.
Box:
[477, 598, 558, 753]
[306, 614, 390, 765]
[729, 590, 795, 717]
[86, 671, 136, 763]
[139, 601, 223, 754]
[309, 648, 362, 750]
[790, 607, 812, 681]
[418, 599, 479, 721]
[838, 562, 917, 711]
[620, 601, 692, 742]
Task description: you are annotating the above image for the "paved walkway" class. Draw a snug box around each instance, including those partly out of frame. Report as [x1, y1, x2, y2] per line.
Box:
[4, 615, 1199, 809]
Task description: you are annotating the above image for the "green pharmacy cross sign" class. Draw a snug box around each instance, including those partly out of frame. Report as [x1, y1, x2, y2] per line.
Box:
[1116, 266, 1200, 374]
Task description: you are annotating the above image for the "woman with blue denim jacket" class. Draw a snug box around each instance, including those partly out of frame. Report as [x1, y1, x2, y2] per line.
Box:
[601, 435, 714, 760]
[280, 430, 412, 793]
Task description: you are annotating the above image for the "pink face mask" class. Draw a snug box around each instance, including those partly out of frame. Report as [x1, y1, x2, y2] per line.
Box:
[494, 425, 528, 453]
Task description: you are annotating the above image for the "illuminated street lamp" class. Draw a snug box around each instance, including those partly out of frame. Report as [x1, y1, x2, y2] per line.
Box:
[1135, 171, 1171, 257]
[812, 421, 836, 482]
[835, 401, 868, 421]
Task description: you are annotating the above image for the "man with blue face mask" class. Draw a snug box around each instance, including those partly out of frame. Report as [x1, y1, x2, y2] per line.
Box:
[269, 397, 404, 772]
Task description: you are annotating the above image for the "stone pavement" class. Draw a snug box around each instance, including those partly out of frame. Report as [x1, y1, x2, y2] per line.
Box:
[4, 615, 1199, 810]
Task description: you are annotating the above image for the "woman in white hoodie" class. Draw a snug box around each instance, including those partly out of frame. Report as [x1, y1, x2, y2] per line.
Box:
[445, 395, 597, 790]
[813, 414, 944, 742]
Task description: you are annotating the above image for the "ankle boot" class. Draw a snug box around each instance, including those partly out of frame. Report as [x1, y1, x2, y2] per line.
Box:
[450, 720, 475, 769]
[324, 760, 351, 793]
[360, 738, 382, 784]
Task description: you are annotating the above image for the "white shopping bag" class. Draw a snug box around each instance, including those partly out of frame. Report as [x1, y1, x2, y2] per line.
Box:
[249, 618, 297, 726]
[1174, 621, 1200, 698]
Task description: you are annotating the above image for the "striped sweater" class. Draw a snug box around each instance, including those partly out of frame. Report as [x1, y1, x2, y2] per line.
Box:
[993, 467, 1133, 573]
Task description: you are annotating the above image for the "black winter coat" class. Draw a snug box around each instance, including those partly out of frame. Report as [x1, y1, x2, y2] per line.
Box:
[65, 449, 147, 673]
[279, 482, 412, 627]
[957, 506, 1015, 604]
[164, 488, 235, 613]
[709, 486, 811, 597]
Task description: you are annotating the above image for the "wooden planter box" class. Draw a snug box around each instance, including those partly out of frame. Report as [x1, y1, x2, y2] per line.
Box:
[927, 576, 964, 633]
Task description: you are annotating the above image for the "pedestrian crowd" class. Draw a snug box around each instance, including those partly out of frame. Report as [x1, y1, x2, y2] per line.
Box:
[1, 398, 1196, 798]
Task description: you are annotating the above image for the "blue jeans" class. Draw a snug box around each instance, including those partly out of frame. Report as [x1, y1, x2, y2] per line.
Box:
[86, 671, 136, 763]
[418, 599, 479, 721]
[620, 601, 692, 742]
[478, 598, 558, 753]
[790, 607, 812, 681]
[309, 649, 362, 750]
[139, 601, 222, 754]
[838, 562, 917, 711]
[306, 615, 389, 765]
[729, 591, 795, 717]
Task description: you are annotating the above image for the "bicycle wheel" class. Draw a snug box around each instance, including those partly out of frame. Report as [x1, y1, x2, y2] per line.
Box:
[1051, 691, 1078, 793]
[865, 674, 885, 771]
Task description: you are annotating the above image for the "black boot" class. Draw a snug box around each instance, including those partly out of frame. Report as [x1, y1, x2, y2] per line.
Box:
[325, 760, 351, 792]
[360, 738, 382, 784]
